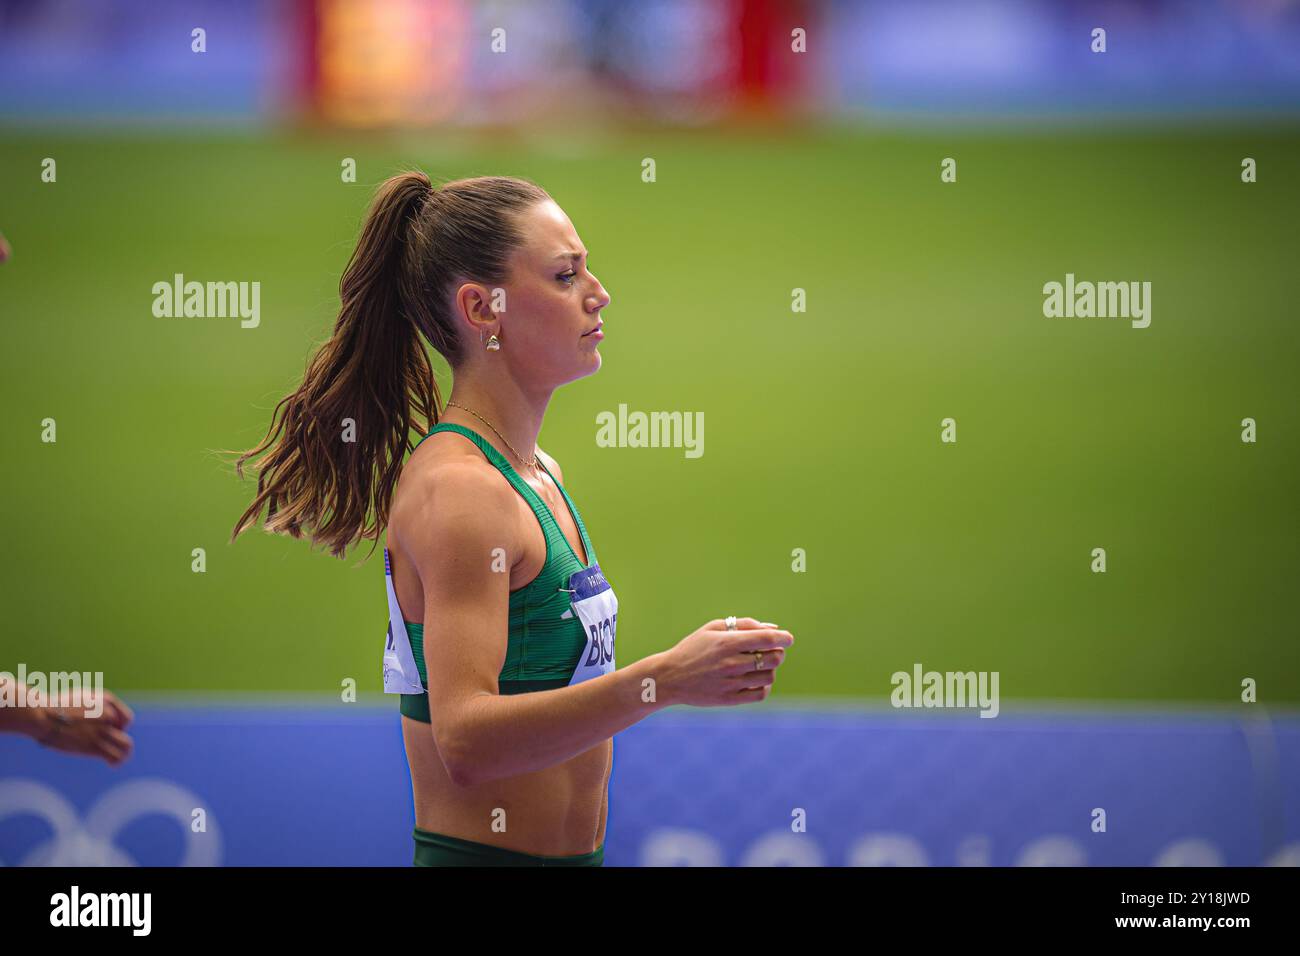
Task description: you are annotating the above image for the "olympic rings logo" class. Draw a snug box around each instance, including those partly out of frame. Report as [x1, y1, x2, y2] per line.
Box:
[0, 778, 222, 867]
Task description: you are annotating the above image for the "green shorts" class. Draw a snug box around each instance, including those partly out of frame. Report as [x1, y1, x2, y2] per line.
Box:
[413, 827, 605, 867]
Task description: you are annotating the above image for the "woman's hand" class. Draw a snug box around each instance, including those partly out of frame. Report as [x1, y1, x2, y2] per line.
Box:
[33, 689, 136, 767]
[653, 617, 794, 707]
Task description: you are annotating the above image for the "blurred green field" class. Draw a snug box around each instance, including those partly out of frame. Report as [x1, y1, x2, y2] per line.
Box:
[1, 125, 1296, 706]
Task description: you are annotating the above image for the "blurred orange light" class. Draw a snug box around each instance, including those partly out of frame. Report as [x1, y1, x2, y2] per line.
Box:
[316, 0, 469, 126]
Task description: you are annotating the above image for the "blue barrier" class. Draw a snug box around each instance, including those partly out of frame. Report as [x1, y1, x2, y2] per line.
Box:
[1, 704, 1295, 866]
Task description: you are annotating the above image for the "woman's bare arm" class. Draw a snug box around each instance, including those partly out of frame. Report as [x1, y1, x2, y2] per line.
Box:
[0, 675, 135, 765]
[0, 677, 44, 735]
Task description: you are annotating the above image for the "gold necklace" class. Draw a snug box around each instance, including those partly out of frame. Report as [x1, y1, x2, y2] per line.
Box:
[444, 401, 540, 473]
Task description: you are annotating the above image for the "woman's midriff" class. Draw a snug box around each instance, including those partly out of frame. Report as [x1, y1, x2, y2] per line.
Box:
[402, 715, 612, 856]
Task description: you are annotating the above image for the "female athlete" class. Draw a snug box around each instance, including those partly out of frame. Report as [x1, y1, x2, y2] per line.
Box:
[230, 171, 794, 866]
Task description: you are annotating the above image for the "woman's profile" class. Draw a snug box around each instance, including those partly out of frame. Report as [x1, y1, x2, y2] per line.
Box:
[230, 171, 794, 866]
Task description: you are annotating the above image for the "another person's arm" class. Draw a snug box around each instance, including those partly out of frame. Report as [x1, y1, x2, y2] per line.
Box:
[0, 675, 135, 765]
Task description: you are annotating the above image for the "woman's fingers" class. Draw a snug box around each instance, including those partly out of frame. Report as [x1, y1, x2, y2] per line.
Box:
[679, 617, 793, 707]
[103, 692, 134, 728]
[42, 705, 136, 765]
[721, 648, 786, 676]
[97, 726, 134, 765]
[729, 669, 777, 691]
[725, 684, 772, 705]
[724, 628, 793, 653]
[102, 726, 133, 750]
[706, 616, 781, 631]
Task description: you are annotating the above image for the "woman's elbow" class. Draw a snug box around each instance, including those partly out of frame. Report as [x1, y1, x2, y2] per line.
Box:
[445, 756, 480, 789]
[432, 716, 495, 788]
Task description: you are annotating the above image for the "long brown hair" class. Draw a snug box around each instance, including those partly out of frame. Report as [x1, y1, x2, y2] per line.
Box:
[228, 171, 550, 559]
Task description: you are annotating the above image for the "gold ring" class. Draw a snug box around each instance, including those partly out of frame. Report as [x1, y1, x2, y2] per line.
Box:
[752, 650, 764, 670]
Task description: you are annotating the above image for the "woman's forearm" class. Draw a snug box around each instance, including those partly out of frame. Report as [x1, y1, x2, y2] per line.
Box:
[0, 678, 48, 737]
[440, 653, 672, 787]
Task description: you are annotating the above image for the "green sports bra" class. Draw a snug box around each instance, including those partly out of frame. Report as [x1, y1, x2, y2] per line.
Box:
[394, 423, 601, 723]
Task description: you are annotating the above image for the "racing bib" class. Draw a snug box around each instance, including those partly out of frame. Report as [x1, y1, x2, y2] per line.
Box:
[562, 564, 617, 685]
[381, 548, 425, 695]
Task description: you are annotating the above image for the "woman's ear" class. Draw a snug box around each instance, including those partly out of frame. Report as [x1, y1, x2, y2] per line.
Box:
[454, 281, 497, 336]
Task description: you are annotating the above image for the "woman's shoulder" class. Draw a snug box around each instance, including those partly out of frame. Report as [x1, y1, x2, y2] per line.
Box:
[390, 433, 520, 548]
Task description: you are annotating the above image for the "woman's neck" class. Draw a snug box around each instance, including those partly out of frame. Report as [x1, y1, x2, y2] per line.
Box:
[444, 375, 551, 469]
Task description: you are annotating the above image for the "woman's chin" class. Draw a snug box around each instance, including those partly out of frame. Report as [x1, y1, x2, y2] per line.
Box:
[573, 348, 601, 380]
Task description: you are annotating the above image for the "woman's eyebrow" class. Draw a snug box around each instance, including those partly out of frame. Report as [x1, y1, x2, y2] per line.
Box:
[552, 250, 587, 261]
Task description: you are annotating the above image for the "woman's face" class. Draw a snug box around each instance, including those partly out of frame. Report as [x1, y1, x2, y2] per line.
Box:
[473, 199, 611, 385]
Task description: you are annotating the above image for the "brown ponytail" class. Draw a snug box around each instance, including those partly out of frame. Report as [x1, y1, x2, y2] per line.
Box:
[228, 170, 550, 560]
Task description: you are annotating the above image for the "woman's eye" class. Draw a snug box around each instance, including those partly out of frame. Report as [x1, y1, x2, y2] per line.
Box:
[558, 272, 577, 284]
